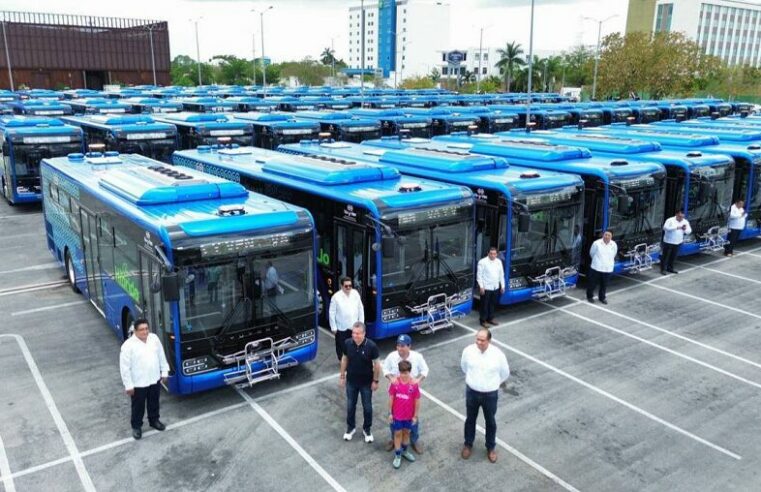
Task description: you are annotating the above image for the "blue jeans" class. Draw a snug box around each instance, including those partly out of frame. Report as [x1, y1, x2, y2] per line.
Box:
[346, 382, 373, 433]
[464, 386, 498, 451]
[389, 417, 420, 443]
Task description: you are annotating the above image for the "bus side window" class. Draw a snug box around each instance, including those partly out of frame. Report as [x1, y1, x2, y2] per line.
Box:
[99, 216, 115, 276]
[336, 224, 348, 280]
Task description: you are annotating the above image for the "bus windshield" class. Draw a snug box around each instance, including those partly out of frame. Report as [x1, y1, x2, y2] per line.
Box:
[686, 164, 734, 225]
[177, 245, 314, 341]
[608, 174, 666, 241]
[8, 142, 83, 192]
[381, 203, 473, 299]
[510, 187, 584, 267]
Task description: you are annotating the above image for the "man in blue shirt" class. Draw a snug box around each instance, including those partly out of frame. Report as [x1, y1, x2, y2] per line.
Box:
[339, 321, 381, 443]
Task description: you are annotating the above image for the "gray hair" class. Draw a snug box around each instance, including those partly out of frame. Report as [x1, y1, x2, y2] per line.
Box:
[352, 321, 366, 333]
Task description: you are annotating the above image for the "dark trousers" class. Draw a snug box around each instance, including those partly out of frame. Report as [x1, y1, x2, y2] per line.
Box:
[479, 289, 499, 323]
[724, 228, 742, 255]
[586, 268, 611, 301]
[464, 386, 498, 451]
[334, 330, 352, 362]
[661, 242, 680, 272]
[346, 381, 373, 432]
[131, 382, 160, 429]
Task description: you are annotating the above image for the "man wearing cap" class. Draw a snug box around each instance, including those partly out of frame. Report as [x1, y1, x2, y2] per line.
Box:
[382, 333, 429, 454]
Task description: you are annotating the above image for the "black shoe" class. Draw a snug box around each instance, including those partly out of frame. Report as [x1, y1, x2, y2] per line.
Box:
[667, 269, 678, 274]
[149, 420, 166, 431]
[660, 270, 667, 275]
[600, 299, 608, 305]
[132, 428, 142, 440]
[587, 298, 595, 304]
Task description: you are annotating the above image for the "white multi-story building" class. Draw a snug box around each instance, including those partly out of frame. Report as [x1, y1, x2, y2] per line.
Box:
[347, 0, 451, 82]
[437, 47, 501, 80]
[628, 0, 761, 66]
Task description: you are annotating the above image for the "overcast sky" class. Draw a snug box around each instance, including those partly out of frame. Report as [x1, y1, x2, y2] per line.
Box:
[3, 0, 628, 62]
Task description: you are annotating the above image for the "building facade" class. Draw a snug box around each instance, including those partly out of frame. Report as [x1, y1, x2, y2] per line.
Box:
[347, 1, 451, 82]
[626, 0, 761, 66]
[0, 11, 170, 90]
[437, 47, 501, 80]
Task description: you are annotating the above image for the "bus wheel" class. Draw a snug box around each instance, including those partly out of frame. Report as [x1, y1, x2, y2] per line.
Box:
[122, 310, 134, 341]
[65, 250, 81, 294]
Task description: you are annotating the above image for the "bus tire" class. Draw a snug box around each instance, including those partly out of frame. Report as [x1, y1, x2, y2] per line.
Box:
[64, 250, 81, 294]
[122, 309, 134, 341]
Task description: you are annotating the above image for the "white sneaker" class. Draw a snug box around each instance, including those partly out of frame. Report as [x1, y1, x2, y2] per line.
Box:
[363, 430, 374, 443]
[343, 428, 356, 441]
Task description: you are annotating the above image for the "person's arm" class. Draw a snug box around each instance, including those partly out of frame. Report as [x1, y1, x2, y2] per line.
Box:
[589, 241, 598, 259]
[156, 336, 170, 383]
[339, 354, 348, 387]
[730, 206, 742, 220]
[498, 259, 505, 292]
[663, 218, 677, 231]
[382, 354, 395, 382]
[476, 260, 485, 292]
[683, 220, 692, 235]
[412, 395, 421, 423]
[371, 359, 381, 391]
[499, 352, 511, 383]
[460, 347, 469, 375]
[328, 295, 338, 332]
[388, 386, 395, 423]
[612, 242, 618, 258]
[416, 354, 429, 385]
[119, 343, 134, 395]
[355, 291, 365, 324]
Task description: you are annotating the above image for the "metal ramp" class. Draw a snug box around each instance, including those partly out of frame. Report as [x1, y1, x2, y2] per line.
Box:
[623, 243, 658, 274]
[699, 226, 728, 252]
[408, 292, 464, 335]
[530, 266, 574, 301]
[221, 337, 299, 388]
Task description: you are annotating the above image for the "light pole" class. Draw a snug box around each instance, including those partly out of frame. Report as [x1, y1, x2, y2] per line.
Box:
[526, 0, 535, 131]
[1, 20, 14, 91]
[476, 25, 492, 93]
[146, 24, 157, 86]
[257, 6, 273, 97]
[360, 0, 365, 106]
[250, 8, 257, 86]
[191, 17, 203, 86]
[330, 37, 337, 81]
[395, 39, 412, 88]
[583, 14, 617, 101]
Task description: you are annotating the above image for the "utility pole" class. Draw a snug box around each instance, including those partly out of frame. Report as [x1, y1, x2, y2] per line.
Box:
[477, 27, 483, 93]
[252, 32, 257, 86]
[583, 14, 617, 101]
[194, 19, 202, 86]
[360, 0, 365, 107]
[260, 6, 273, 97]
[526, 0, 535, 131]
[1, 21, 14, 91]
[147, 24, 157, 86]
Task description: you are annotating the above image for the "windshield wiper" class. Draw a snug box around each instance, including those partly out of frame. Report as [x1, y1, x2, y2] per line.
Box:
[264, 297, 297, 338]
[215, 295, 252, 340]
[432, 239, 464, 291]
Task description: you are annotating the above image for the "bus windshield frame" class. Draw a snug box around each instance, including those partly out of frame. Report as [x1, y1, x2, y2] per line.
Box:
[607, 173, 667, 245]
[5, 140, 83, 194]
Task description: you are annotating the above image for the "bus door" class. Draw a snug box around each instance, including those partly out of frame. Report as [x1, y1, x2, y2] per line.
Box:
[475, 203, 500, 260]
[138, 249, 173, 368]
[334, 219, 372, 318]
[79, 208, 104, 311]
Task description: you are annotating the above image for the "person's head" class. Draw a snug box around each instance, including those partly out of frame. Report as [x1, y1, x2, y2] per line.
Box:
[475, 328, 491, 352]
[602, 230, 613, 243]
[396, 334, 412, 358]
[341, 276, 353, 293]
[488, 247, 498, 260]
[675, 209, 685, 221]
[398, 359, 412, 376]
[133, 318, 150, 342]
[735, 198, 745, 207]
[351, 321, 366, 345]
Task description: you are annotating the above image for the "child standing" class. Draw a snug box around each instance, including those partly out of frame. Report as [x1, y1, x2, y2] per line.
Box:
[388, 360, 421, 469]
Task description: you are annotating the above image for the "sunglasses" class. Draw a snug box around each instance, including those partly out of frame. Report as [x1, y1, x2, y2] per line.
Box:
[343, 284, 352, 288]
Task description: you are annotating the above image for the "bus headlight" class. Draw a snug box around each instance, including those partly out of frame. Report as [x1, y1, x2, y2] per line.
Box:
[182, 356, 217, 375]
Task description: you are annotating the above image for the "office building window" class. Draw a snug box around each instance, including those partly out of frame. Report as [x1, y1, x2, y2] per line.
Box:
[655, 3, 674, 32]
[482, 67, 487, 74]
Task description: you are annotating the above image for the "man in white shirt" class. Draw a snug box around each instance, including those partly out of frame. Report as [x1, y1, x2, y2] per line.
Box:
[724, 199, 747, 257]
[382, 334, 429, 454]
[661, 209, 692, 274]
[587, 230, 617, 305]
[119, 319, 170, 440]
[460, 328, 510, 464]
[329, 276, 365, 362]
[476, 247, 505, 329]
[263, 261, 280, 297]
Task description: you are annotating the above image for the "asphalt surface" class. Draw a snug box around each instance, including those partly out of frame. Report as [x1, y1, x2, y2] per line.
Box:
[1, 198, 760, 492]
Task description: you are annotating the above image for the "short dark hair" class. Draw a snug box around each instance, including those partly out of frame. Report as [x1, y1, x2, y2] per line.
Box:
[675, 209, 684, 214]
[398, 360, 412, 373]
[488, 247, 498, 253]
[340, 276, 352, 286]
[477, 327, 492, 340]
[133, 318, 149, 330]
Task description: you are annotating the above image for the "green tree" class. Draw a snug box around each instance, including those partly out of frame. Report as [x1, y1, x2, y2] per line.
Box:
[212, 55, 253, 85]
[495, 41, 525, 92]
[278, 58, 331, 86]
[320, 47, 337, 66]
[170, 55, 214, 86]
[401, 75, 435, 89]
[429, 67, 441, 84]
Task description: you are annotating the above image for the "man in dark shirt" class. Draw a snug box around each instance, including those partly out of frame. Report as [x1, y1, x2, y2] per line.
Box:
[339, 321, 381, 443]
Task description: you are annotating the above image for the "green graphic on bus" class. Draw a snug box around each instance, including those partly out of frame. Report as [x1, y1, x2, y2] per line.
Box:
[114, 263, 141, 303]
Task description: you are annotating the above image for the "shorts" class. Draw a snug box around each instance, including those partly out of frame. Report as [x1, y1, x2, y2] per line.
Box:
[392, 419, 413, 431]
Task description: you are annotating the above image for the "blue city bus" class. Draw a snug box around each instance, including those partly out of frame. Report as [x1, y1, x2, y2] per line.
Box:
[180, 97, 237, 113]
[66, 98, 131, 115]
[533, 129, 737, 255]
[125, 97, 183, 114]
[173, 145, 476, 338]
[225, 97, 278, 113]
[652, 119, 761, 142]
[153, 112, 253, 150]
[0, 103, 13, 115]
[583, 124, 761, 241]
[563, 107, 605, 127]
[624, 104, 662, 124]
[42, 152, 317, 394]
[61, 89, 102, 100]
[653, 102, 689, 121]
[280, 139, 585, 303]
[490, 105, 572, 130]
[0, 90, 18, 103]
[403, 108, 481, 136]
[350, 108, 433, 138]
[16, 89, 63, 100]
[705, 100, 733, 117]
[300, 97, 353, 111]
[292, 111, 382, 143]
[232, 112, 320, 150]
[440, 106, 518, 134]
[595, 105, 634, 125]
[61, 115, 178, 163]
[436, 132, 668, 273]
[267, 97, 318, 112]
[10, 99, 73, 117]
[0, 116, 84, 204]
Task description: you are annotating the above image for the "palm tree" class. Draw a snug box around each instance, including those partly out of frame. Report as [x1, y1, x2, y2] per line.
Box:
[320, 47, 336, 66]
[495, 42, 525, 92]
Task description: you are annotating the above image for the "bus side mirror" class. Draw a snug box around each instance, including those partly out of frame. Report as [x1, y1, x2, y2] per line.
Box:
[518, 213, 530, 233]
[698, 181, 713, 202]
[617, 196, 631, 214]
[381, 236, 396, 258]
[161, 272, 180, 302]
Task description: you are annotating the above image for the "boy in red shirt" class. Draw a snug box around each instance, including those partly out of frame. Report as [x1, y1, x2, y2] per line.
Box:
[388, 360, 421, 469]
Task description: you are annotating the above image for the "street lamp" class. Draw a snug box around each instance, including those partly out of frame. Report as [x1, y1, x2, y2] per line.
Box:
[526, 0, 535, 131]
[583, 14, 618, 101]
[1, 20, 14, 91]
[145, 23, 158, 86]
[476, 25, 493, 93]
[254, 6, 273, 96]
[395, 38, 413, 88]
[250, 8, 258, 86]
[190, 16, 203, 86]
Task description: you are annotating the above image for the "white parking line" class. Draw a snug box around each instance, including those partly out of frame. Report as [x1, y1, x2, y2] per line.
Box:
[0, 335, 96, 491]
[0, 432, 16, 492]
[548, 303, 761, 389]
[0, 213, 42, 220]
[0, 262, 59, 275]
[450, 321, 742, 460]
[0, 281, 68, 298]
[237, 389, 347, 492]
[686, 264, 761, 285]
[11, 301, 87, 317]
[421, 388, 579, 491]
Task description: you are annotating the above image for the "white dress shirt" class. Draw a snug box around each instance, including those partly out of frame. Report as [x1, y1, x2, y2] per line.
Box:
[120, 333, 170, 390]
[476, 256, 505, 291]
[328, 289, 365, 332]
[589, 238, 618, 273]
[728, 204, 747, 230]
[382, 349, 430, 379]
[460, 343, 510, 392]
[264, 266, 279, 290]
[662, 216, 692, 245]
